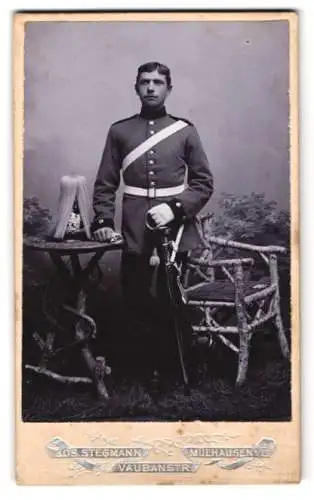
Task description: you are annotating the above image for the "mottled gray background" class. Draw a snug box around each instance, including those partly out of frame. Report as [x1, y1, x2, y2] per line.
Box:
[24, 20, 290, 226]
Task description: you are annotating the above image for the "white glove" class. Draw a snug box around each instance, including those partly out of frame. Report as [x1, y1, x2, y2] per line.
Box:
[93, 227, 114, 242]
[147, 203, 175, 228]
[93, 228, 122, 243]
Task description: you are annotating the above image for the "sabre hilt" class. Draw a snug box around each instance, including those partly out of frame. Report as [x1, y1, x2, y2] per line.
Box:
[145, 213, 172, 265]
[145, 213, 184, 266]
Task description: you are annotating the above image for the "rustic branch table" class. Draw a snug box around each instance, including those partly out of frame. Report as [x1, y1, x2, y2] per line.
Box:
[23, 236, 123, 399]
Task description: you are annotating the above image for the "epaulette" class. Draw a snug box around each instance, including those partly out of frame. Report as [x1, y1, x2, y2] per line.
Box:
[112, 114, 138, 126]
[168, 114, 193, 126]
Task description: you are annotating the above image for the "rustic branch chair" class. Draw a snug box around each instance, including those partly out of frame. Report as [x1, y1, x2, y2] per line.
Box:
[182, 215, 290, 386]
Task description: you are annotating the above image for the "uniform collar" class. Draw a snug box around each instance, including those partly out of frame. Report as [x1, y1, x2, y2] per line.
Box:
[139, 106, 167, 120]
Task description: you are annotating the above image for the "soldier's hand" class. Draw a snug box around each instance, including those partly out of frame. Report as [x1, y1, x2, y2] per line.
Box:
[147, 203, 175, 228]
[93, 227, 114, 242]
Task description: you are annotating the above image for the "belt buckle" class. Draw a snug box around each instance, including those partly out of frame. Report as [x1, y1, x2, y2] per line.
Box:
[148, 186, 157, 198]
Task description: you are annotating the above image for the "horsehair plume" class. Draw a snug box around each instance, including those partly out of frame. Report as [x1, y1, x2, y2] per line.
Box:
[52, 175, 91, 240]
[52, 176, 77, 239]
[76, 176, 92, 239]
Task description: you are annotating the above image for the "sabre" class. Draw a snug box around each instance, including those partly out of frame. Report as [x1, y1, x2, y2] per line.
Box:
[145, 215, 189, 385]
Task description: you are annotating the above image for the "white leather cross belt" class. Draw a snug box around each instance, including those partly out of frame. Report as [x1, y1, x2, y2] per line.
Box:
[124, 184, 185, 198]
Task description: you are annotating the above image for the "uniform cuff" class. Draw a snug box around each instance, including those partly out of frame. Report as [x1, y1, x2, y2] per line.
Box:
[91, 216, 115, 233]
[167, 200, 186, 224]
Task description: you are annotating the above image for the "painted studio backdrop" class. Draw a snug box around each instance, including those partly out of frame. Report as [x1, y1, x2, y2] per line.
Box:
[24, 21, 290, 219]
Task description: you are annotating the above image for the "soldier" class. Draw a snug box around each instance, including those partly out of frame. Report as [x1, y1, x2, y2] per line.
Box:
[91, 61, 213, 386]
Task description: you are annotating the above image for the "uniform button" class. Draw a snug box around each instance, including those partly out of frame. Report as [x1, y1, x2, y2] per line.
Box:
[148, 159, 155, 165]
[149, 120, 155, 125]
[149, 150, 155, 155]
[150, 181, 156, 186]
[149, 130, 155, 135]
[149, 171, 154, 175]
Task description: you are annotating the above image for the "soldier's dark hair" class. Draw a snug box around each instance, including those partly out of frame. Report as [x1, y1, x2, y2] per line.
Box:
[136, 62, 172, 88]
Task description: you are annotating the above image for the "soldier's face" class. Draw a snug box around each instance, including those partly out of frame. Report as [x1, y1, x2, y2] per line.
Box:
[136, 70, 171, 109]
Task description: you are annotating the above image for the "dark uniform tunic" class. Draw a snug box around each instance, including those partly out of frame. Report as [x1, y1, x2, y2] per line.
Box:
[92, 106, 213, 254]
[92, 106, 213, 380]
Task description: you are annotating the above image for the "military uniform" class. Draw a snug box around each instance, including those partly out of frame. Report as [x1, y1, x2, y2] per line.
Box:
[92, 106, 213, 382]
[92, 106, 213, 253]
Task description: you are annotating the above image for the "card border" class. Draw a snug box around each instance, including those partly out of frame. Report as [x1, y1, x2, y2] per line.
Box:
[14, 11, 300, 485]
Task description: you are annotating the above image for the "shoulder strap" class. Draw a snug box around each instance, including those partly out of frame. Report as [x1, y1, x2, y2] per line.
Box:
[112, 114, 137, 126]
[122, 120, 188, 173]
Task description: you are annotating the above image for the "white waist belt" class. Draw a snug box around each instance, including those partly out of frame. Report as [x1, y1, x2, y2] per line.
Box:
[124, 184, 185, 198]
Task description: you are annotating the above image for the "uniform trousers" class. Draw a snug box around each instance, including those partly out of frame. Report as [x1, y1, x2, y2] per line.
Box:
[120, 251, 186, 382]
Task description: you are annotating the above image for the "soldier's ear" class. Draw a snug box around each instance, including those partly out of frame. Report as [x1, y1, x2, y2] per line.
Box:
[167, 85, 173, 95]
[134, 83, 139, 95]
